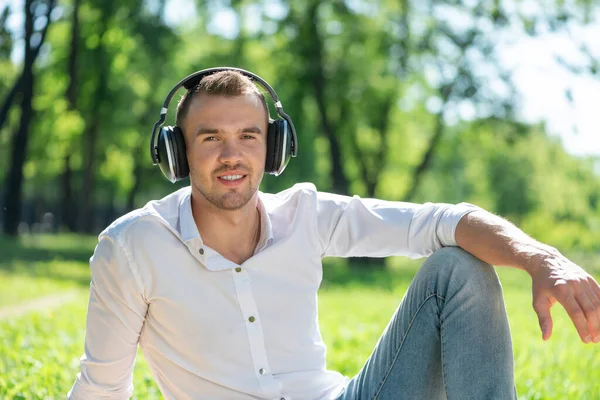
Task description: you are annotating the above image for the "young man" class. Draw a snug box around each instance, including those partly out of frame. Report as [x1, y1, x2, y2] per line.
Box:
[68, 68, 600, 400]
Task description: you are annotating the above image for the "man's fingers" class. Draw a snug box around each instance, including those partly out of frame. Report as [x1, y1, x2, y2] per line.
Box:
[576, 290, 600, 343]
[583, 281, 600, 343]
[590, 276, 600, 301]
[533, 297, 553, 341]
[561, 295, 591, 343]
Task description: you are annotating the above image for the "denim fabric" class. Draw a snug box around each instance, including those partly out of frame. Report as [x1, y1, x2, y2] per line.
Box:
[337, 247, 517, 400]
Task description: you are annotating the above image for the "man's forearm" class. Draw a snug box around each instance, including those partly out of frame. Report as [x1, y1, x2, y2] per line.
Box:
[455, 209, 600, 344]
[454, 210, 558, 276]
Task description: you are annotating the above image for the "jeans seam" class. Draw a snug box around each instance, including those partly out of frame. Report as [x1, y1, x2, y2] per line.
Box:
[440, 300, 448, 399]
[371, 292, 445, 400]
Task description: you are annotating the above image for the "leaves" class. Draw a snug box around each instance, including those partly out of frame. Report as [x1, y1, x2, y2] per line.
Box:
[0, 0, 598, 241]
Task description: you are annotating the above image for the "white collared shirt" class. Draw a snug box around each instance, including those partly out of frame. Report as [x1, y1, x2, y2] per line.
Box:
[68, 183, 478, 400]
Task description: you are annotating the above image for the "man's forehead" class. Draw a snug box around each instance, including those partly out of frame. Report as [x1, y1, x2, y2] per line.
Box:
[183, 93, 269, 132]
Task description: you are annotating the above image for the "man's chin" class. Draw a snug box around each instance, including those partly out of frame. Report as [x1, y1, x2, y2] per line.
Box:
[192, 181, 257, 211]
[212, 191, 254, 211]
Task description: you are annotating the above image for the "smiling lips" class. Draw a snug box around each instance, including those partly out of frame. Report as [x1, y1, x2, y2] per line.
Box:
[221, 174, 244, 181]
[217, 172, 248, 186]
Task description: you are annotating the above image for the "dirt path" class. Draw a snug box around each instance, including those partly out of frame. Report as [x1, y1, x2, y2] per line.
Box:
[0, 291, 82, 320]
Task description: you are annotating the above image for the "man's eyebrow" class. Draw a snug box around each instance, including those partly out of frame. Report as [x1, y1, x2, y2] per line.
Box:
[195, 127, 220, 136]
[195, 126, 263, 136]
[241, 125, 263, 134]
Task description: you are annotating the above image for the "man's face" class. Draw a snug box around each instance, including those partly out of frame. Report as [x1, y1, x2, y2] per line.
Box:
[182, 93, 268, 211]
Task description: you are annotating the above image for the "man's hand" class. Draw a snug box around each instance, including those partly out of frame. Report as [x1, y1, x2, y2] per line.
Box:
[455, 209, 600, 343]
[528, 253, 600, 343]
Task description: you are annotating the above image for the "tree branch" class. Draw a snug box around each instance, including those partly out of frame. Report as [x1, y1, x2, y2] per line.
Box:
[0, 74, 23, 133]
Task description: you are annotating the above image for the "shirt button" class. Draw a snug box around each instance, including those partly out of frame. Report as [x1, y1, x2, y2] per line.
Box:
[259, 368, 266, 375]
[248, 316, 255, 322]
[199, 248, 204, 255]
[235, 267, 242, 272]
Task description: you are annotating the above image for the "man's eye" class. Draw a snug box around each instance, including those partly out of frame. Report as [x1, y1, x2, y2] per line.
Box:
[203, 136, 218, 142]
[242, 135, 255, 140]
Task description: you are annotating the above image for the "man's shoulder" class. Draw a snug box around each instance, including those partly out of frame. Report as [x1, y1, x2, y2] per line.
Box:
[100, 187, 190, 242]
[260, 182, 318, 206]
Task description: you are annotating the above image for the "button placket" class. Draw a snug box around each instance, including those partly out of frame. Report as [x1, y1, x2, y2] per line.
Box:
[231, 266, 280, 395]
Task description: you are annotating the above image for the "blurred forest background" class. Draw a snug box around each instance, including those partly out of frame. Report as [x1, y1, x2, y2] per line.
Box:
[1, 0, 599, 254]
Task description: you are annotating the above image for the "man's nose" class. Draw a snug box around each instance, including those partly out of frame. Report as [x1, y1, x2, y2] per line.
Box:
[218, 139, 243, 164]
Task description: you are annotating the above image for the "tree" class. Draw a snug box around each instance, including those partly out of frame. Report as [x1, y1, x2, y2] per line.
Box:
[59, 0, 82, 232]
[2, 0, 56, 236]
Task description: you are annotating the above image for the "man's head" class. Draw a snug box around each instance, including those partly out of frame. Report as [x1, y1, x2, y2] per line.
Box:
[175, 71, 270, 129]
[176, 71, 270, 211]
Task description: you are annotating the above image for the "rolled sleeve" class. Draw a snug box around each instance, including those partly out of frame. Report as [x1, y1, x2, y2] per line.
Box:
[316, 190, 481, 259]
[435, 202, 480, 247]
[68, 233, 148, 399]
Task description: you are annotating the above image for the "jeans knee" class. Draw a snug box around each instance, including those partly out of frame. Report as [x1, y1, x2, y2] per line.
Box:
[421, 247, 502, 297]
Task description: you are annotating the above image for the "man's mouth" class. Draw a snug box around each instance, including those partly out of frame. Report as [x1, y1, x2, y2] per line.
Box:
[220, 174, 244, 181]
[217, 172, 248, 186]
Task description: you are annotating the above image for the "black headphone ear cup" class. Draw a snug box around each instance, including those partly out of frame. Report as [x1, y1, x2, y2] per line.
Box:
[265, 120, 280, 174]
[266, 119, 292, 176]
[157, 126, 189, 182]
[170, 126, 189, 179]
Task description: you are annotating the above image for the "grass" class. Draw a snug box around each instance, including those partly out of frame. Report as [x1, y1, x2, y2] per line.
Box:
[0, 234, 599, 399]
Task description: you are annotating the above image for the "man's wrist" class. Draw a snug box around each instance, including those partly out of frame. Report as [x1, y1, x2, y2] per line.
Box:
[518, 242, 561, 277]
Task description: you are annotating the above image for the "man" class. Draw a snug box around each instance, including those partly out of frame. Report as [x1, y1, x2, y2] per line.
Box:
[68, 68, 600, 400]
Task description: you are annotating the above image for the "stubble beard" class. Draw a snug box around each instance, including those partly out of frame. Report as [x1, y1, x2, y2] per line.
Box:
[192, 171, 259, 211]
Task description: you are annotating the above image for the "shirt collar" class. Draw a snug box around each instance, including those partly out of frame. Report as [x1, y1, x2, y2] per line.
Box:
[257, 192, 274, 249]
[178, 189, 274, 248]
[179, 190, 201, 243]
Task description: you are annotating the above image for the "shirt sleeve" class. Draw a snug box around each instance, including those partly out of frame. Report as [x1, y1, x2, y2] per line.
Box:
[316, 191, 480, 259]
[68, 233, 148, 399]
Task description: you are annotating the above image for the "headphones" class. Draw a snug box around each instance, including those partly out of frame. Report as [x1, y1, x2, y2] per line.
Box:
[150, 67, 298, 183]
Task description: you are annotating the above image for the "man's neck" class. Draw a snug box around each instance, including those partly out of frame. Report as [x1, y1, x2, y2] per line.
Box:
[190, 191, 261, 265]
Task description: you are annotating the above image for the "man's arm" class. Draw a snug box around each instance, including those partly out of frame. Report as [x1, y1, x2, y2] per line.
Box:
[455, 210, 600, 344]
[68, 234, 148, 399]
[313, 187, 478, 259]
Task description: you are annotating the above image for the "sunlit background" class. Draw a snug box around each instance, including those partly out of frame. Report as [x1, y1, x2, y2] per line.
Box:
[1, 0, 599, 241]
[7, 0, 600, 156]
[1, 1, 600, 398]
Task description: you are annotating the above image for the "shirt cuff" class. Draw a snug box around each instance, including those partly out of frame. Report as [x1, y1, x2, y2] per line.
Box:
[436, 202, 482, 247]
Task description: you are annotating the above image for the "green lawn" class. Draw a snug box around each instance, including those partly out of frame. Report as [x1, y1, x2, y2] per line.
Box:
[1, 235, 599, 399]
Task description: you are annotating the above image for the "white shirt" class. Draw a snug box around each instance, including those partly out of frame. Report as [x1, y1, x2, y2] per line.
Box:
[68, 183, 478, 400]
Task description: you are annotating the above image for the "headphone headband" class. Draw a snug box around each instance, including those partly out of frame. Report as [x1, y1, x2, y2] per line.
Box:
[150, 67, 297, 165]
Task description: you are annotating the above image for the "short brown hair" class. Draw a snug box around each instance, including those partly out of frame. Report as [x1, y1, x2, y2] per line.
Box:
[175, 70, 270, 130]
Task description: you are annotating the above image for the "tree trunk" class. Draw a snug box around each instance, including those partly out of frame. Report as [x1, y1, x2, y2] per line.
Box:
[403, 79, 454, 202]
[0, 0, 55, 137]
[80, 14, 109, 233]
[81, 114, 100, 233]
[0, 74, 22, 135]
[66, 0, 80, 109]
[2, 0, 56, 235]
[60, 155, 76, 230]
[403, 110, 445, 202]
[306, 2, 350, 195]
[59, 0, 80, 232]
[3, 0, 35, 235]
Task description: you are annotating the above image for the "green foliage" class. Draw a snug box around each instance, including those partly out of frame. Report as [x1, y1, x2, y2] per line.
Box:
[0, 0, 599, 248]
[415, 120, 600, 252]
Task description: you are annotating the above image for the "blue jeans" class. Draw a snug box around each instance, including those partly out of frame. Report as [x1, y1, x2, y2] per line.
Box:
[337, 247, 517, 400]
